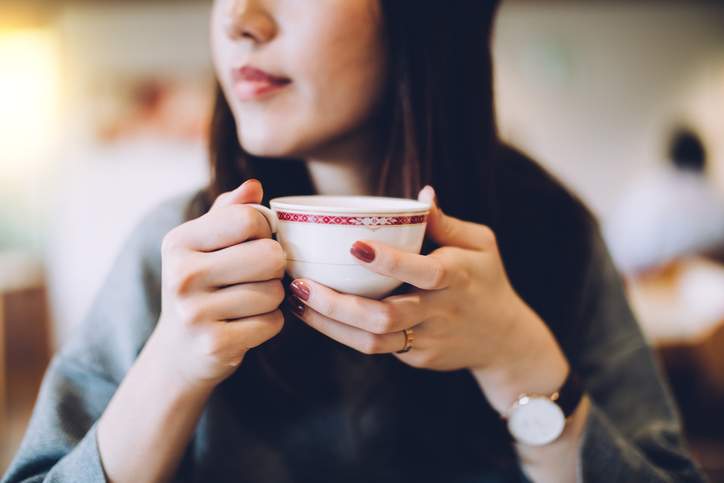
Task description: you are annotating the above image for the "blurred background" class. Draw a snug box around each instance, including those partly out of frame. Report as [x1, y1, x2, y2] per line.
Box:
[1, 0, 723, 479]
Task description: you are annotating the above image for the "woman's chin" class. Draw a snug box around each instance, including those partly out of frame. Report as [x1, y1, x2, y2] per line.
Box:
[237, 133, 295, 159]
[238, 134, 313, 160]
[241, 145, 289, 159]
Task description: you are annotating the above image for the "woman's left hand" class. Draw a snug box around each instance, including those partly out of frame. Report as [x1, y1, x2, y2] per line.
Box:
[286, 186, 568, 412]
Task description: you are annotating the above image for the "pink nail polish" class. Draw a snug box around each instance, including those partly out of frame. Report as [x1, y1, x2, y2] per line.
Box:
[290, 280, 310, 301]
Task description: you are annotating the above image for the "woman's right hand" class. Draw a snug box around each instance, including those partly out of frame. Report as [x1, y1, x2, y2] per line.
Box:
[152, 179, 287, 390]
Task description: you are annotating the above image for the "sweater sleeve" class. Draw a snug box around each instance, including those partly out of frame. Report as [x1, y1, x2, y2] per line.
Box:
[575, 229, 707, 482]
[2, 191, 195, 483]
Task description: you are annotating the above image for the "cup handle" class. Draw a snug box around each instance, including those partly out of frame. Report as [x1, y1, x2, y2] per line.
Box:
[246, 203, 278, 234]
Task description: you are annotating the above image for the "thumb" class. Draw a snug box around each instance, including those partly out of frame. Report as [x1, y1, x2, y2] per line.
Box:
[211, 178, 264, 211]
[417, 185, 494, 251]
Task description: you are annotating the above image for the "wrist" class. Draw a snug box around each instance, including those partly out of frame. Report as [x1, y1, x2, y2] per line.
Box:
[143, 326, 218, 400]
[470, 301, 569, 415]
[98, 325, 215, 483]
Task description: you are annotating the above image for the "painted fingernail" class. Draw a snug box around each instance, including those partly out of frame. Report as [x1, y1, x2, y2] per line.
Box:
[290, 280, 310, 301]
[351, 241, 375, 263]
[285, 295, 306, 317]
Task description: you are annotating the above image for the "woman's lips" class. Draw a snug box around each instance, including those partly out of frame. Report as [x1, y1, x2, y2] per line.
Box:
[232, 66, 291, 101]
[234, 79, 290, 101]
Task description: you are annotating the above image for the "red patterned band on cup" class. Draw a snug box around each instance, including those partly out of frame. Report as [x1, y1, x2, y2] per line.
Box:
[277, 211, 427, 227]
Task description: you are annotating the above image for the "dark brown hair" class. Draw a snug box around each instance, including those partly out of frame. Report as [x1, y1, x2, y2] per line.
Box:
[201, 0, 597, 472]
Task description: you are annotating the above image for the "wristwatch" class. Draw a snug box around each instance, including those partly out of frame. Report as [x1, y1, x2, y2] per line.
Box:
[504, 370, 583, 446]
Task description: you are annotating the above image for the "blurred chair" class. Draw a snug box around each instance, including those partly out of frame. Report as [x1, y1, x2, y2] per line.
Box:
[0, 252, 49, 471]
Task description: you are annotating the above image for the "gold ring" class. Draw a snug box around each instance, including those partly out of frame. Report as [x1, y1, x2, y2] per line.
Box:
[396, 327, 415, 354]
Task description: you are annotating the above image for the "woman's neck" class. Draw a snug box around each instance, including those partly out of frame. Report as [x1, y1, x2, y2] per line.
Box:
[304, 122, 384, 197]
[305, 158, 375, 196]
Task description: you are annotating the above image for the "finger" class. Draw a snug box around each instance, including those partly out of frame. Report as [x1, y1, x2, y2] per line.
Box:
[170, 203, 272, 252]
[218, 309, 285, 350]
[210, 178, 263, 212]
[350, 240, 459, 290]
[418, 185, 496, 252]
[197, 280, 286, 321]
[285, 296, 407, 355]
[289, 279, 427, 334]
[196, 238, 286, 288]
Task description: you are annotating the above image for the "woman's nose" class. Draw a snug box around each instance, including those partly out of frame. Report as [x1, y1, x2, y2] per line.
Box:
[225, 0, 277, 44]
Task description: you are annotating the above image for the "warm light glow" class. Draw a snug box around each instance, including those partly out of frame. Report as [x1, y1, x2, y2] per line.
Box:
[0, 29, 60, 184]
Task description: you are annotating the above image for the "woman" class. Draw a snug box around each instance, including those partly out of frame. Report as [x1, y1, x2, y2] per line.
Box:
[3, 1, 706, 482]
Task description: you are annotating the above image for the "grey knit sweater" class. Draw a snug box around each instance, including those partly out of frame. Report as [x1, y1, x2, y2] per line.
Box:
[2, 188, 707, 483]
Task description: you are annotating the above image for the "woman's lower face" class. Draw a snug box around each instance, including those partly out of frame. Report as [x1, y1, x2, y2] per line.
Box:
[210, 0, 389, 160]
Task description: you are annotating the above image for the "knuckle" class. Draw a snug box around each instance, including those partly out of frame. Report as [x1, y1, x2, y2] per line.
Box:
[197, 329, 225, 357]
[272, 241, 288, 272]
[413, 352, 437, 368]
[481, 225, 497, 247]
[238, 204, 259, 220]
[223, 205, 254, 236]
[271, 309, 286, 328]
[236, 205, 266, 235]
[269, 280, 286, 305]
[252, 311, 285, 346]
[269, 313, 286, 337]
[360, 334, 384, 355]
[168, 261, 205, 295]
[212, 192, 231, 209]
[161, 228, 183, 254]
[442, 219, 457, 240]
[420, 352, 436, 366]
[405, 354, 427, 368]
[316, 297, 335, 318]
[177, 299, 206, 325]
[373, 304, 396, 334]
[430, 261, 448, 289]
[165, 262, 186, 294]
[261, 239, 287, 274]
[382, 254, 401, 274]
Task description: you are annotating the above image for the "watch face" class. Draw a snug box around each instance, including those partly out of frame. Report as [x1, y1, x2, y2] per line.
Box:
[507, 396, 565, 446]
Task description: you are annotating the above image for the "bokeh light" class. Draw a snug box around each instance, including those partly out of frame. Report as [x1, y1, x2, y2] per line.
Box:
[0, 29, 60, 187]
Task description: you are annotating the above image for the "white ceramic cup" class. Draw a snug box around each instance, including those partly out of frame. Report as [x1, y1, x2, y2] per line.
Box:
[248, 195, 431, 299]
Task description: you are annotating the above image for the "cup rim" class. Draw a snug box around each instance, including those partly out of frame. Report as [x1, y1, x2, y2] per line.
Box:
[269, 195, 431, 214]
